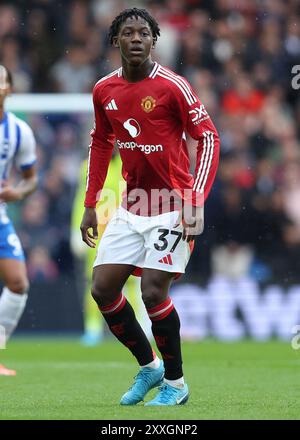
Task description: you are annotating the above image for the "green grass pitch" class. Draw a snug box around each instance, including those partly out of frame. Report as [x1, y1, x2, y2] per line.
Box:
[0, 339, 299, 420]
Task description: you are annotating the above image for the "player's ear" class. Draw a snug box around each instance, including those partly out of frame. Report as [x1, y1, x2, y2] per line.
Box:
[113, 36, 119, 48]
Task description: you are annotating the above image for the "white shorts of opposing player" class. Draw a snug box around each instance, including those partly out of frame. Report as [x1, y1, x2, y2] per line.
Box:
[94, 207, 192, 274]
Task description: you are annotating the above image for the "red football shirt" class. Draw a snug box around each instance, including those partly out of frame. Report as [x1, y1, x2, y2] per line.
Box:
[85, 62, 220, 216]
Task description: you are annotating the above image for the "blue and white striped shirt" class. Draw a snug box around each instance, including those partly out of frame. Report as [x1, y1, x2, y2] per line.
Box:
[0, 111, 36, 223]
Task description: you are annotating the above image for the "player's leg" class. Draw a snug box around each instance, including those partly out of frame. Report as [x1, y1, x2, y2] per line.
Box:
[92, 264, 154, 361]
[92, 263, 164, 404]
[92, 205, 156, 362]
[137, 210, 192, 405]
[92, 206, 166, 404]
[0, 223, 28, 375]
[0, 258, 29, 376]
[141, 268, 189, 406]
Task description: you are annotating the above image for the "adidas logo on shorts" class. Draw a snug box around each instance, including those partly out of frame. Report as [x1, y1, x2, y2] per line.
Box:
[158, 254, 173, 265]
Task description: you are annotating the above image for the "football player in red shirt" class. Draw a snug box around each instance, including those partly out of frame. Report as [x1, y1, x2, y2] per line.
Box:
[81, 8, 220, 406]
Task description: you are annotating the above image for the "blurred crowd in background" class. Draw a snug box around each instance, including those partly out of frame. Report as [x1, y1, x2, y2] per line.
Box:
[1, 0, 300, 286]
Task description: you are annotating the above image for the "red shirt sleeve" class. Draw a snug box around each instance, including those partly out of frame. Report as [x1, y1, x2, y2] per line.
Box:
[171, 76, 220, 206]
[84, 84, 115, 208]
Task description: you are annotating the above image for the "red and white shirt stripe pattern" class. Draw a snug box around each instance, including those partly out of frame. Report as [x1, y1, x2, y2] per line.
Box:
[154, 65, 197, 106]
[193, 131, 215, 194]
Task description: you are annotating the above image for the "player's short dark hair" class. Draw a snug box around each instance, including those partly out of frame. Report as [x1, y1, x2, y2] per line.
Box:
[108, 7, 160, 45]
[0, 65, 13, 87]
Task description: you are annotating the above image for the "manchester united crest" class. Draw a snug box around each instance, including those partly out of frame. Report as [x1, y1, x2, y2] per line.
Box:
[141, 96, 156, 113]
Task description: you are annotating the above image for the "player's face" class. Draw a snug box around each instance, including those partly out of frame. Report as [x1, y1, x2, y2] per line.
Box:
[0, 67, 11, 105]
[114, 16, 154, 66]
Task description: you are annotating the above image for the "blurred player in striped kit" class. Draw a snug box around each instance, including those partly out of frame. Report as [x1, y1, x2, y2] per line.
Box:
[0, 65, 37, 375]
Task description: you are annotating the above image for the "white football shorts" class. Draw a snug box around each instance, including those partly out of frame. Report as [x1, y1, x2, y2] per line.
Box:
[93, 206, 193, 276]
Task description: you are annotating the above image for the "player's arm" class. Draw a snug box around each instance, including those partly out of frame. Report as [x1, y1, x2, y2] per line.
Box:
[0, 120, 38, 203]
[81, 83, 115, 248]
[0, 165, 37, 202]
[172, 78, 220, 241]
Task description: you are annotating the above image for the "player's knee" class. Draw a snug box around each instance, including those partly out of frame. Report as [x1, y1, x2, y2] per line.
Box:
[141, 284, 164, 309]
[91, 279, 117, 307]
[91, 282, 107, 305]
[6, 277, 29, 294]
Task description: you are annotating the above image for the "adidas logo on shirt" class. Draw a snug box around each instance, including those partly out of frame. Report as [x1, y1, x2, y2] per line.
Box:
[105, 99, 118, 110]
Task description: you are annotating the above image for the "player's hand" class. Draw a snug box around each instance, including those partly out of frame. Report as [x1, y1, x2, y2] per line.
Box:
[80, 208, 99, 248]
[0, 184, 22, 202]
[174, 205, 204, 242]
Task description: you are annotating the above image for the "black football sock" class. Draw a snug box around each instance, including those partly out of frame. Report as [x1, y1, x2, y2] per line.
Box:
[99, 293, 154, 366]
[147, 297, 183, 380]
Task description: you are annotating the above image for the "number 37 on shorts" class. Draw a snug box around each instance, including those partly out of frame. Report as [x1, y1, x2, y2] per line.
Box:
[154, 229, 183, 253]
[152, 227, 193, 272]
